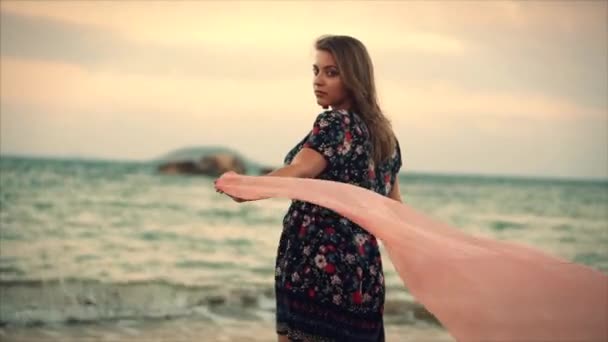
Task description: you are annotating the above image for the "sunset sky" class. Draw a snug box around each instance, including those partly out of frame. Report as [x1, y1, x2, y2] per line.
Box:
[1, 1, 606, 180]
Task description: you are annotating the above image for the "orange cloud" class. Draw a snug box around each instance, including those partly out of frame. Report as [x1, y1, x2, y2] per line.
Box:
[0, 1, 469, 55]
[379, 81, 606, 124]
[3, 56, 602, 131]
[0, 57, 319, 121]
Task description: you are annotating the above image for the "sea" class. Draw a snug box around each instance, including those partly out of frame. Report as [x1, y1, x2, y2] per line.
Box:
[1, 155, 606, 341]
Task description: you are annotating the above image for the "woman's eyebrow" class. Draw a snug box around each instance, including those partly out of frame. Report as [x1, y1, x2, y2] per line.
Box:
[312, 64, 337, 69]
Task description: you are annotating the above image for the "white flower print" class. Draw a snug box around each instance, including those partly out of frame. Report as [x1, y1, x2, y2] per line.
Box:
[319, 119, 329, 128]
[379, 273, 384, 285]
[275, 267, 281, 276]
[303, 215, 311, 226]
[344, 116, 350, 124]
[324, 148, 334, 157]
[345, 254, 356, 264]
[331, 274, 342, 285]
[357, 266, 363, 278]
[355, 145, 364, 155]
[319, 245, 326, 253]
[291, 272, 300, 282]
[338, 142, 351, 156]
[355, 234, 368, 245]
[303, 246, 311, 256]
[363, 293, 372, 303]
[333, 294, 342, 305]
[315, 254, 327, 269]
[370, 265, 377, 276]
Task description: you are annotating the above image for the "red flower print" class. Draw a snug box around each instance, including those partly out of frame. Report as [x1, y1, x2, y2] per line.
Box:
[325, 227, 335, 235]
[308, 288, 316, 298]
[384, 174, 390, 183]
[345, 131, 352, 142]
[352, 291, 362, 304]
[326, 244, 336, 252]
[313, 126, 320, 135]
[325, 263, 336, 274]
[286, 282, 292, 289]
[358, 245, 365, 255]
[299, 225, 307, 237]
[368, 169, 375, 179]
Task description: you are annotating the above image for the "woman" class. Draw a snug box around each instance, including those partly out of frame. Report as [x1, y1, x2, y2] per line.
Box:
[217, 34, 402, 342]
[216, 36, 608, 342]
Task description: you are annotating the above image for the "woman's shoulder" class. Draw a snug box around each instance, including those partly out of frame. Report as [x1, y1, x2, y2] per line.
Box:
[313, 108, 350, 123]
[310, 109, 354, 133]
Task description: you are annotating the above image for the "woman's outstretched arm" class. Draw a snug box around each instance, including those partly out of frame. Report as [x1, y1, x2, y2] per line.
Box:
[264, 147, 327, 179]
[217, 147, 327, 202]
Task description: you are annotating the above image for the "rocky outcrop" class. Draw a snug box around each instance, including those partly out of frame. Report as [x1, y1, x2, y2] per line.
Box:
[158, 153, 247, 177]
[158, 161, 202, 175]
[258, 167, 276, 175]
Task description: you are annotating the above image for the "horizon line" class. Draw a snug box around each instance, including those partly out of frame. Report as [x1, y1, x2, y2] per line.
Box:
[1, 152, 606, 184]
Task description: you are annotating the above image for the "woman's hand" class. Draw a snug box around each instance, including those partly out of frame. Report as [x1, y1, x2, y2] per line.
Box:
[214, 179, 250, 203]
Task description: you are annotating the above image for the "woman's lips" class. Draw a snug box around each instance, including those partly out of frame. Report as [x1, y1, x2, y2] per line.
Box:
[315, 91, 327, 97]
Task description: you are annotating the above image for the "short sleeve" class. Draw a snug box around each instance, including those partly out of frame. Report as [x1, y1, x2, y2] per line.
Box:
[303, 111, 345, 167]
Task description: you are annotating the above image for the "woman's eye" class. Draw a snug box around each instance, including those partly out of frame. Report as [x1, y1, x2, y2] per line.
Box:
[327, 70, 338, 77]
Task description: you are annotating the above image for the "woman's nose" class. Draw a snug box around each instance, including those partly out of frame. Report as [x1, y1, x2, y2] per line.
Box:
[313, 74, 325, 86]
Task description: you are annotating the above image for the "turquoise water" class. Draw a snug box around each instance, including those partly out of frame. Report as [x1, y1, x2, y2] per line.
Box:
[1, 156, 607, 328]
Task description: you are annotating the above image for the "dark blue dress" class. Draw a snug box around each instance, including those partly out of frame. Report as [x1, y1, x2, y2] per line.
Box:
[275, 108, 403, 341]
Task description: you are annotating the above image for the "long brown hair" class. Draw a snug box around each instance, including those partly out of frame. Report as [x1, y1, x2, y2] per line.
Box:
[315, 34, 396, 165]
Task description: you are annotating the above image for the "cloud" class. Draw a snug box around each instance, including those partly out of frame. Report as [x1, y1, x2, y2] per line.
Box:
[1, 1, 470, 55]
[3, 5, 604, 113]
[0, 7, 470, 84]
[379, 80, 606, 124]
[3, 55, 602, 133]
[0, 57, 319, 120]
[0, 10, 314, 81]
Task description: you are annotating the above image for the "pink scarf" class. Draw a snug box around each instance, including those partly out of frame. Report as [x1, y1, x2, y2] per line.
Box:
[215, 172, 608, 341]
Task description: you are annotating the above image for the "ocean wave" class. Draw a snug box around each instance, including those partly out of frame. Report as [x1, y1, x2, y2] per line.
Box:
[0, 278, 435, 327]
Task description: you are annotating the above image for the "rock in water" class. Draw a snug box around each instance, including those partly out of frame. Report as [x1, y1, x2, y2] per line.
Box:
[157, 153, 246, 177]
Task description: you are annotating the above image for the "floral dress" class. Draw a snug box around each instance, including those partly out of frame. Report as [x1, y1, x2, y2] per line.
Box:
[275, 108, 403, 341]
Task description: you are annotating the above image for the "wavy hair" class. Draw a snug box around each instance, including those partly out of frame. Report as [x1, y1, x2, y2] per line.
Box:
[315, 34, 396, 164]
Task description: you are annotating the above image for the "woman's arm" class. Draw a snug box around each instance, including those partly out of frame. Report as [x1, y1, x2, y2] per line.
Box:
[265, 148, 327, 179]
[218, 148, 328, 203]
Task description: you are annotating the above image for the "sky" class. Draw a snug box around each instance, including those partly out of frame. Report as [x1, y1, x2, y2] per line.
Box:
[0, 0, 606, 180]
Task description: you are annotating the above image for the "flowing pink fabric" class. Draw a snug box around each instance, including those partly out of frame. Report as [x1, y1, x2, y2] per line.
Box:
[215, 172, 608, 342]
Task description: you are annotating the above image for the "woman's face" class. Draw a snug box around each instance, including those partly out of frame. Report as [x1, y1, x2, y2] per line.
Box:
[313, 50, 351, 110]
